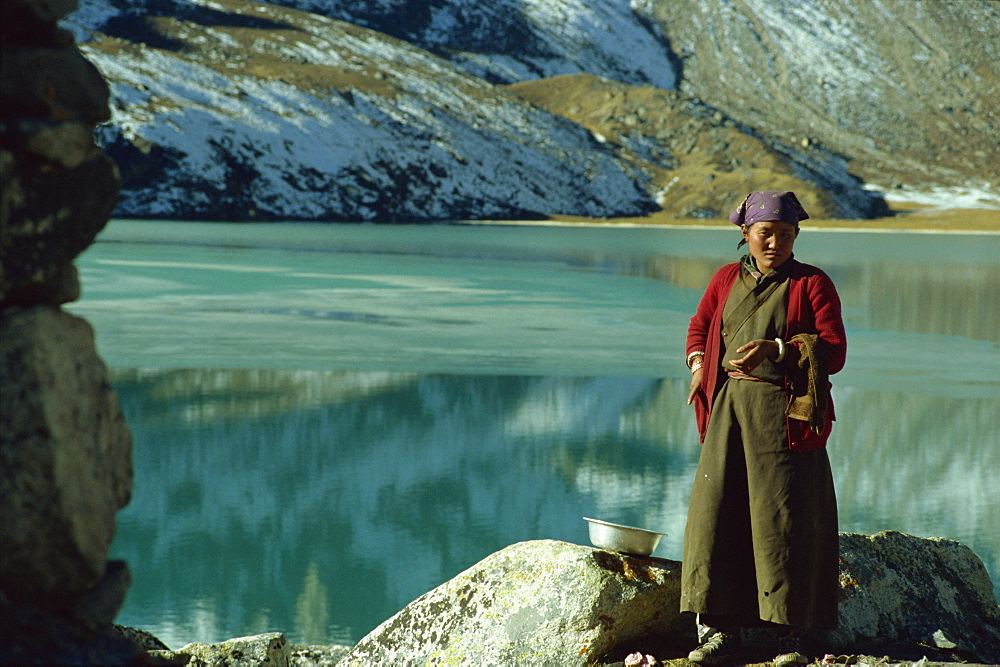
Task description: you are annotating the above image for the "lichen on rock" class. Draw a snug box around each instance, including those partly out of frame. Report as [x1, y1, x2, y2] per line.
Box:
[822, 530, 1000, 663]
[340, 539, 692, 665]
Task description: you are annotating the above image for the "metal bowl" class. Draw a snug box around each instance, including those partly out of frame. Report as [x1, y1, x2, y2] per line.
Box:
[583, 517, 665, 556]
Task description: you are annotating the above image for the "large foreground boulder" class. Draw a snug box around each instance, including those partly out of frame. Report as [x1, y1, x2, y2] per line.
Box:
[822, 530, 1000, 663]
[0, 306, 132, 598]
[0, 306, 132, 599]
[117, 532, 997, 664]
[0, 305, 135, 664]
[338, 533, 998, 665]
[340, 539, 691, 665]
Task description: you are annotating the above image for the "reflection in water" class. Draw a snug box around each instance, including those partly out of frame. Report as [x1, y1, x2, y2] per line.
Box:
[834, 261, 1000, 343]
[599, 252, 1000, 343]
[110, 369, 999, 648]
[295, 562, 344, 646]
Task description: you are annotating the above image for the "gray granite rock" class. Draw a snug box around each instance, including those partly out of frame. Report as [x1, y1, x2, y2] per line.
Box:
[290, 644, 353, 666]
[0, 149, 119, 307]
[333, 533, 998, 664]
[131, 632, 353, 666]
[115, 532, 999, 664]
[339, 539, 691, 665]
[114, 624, 170, 652]
[149, 632, 292, 667]
[0, 306, 132, 598]
[818, 530, 1000, 663]
[0, 43, 111, 123]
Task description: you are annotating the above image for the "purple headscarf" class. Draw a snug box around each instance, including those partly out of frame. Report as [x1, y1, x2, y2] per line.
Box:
[729, 191, 810, 227]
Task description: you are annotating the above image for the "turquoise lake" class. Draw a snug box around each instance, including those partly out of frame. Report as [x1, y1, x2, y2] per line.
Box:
[67, 220, 1000, 649]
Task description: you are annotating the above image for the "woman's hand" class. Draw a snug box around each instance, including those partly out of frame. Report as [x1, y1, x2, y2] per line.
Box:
[728, 339, 779, 373]
[687, 366, 703, 405]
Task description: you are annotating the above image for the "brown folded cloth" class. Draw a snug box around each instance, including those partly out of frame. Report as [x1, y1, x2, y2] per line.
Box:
[786, 333, 830, 434]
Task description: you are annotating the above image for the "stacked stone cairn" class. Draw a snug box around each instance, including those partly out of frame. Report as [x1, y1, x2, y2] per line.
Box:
[0, 0, 139, 662]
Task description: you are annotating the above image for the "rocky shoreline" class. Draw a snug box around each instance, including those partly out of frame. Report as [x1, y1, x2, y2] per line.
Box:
[115, 630, 996, 666]
[113, 534, 1000, 667]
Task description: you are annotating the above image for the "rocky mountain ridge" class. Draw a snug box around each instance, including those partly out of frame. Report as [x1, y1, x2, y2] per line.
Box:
[641, 0, 1000, 196]
[61, 0, 999, 222]
[276, 0, 679, 88]
[510, 74, 882, 220]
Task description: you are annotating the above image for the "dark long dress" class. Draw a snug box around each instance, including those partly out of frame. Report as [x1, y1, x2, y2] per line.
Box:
[680, 266, 839, 629]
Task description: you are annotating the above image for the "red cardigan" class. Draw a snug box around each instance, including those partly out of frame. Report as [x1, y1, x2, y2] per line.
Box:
[687, 260, 847, 451]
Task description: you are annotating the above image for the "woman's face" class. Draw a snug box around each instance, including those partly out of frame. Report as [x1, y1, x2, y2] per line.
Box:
[742, 220, 799, 272]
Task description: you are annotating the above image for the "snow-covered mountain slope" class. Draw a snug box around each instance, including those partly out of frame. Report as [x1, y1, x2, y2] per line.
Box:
[269, 0, 677, 88]
[62, 0, 995, 221]
[66, 0, 655, 221]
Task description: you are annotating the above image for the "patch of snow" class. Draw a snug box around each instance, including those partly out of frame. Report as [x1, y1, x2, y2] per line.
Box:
[273, 0, 677, 87]
[741, 0, 889, 92]
[521, 0, 676, 87]
[865, 184, 1000, 209]
[59, 0, 121, 41]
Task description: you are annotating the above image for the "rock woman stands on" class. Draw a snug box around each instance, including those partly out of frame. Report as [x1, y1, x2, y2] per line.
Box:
[682, 191, 847, 666]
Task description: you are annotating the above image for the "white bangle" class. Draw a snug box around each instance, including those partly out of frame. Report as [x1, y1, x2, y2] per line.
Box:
[774, 337, 786, 363]
[686, 351, 705, 369]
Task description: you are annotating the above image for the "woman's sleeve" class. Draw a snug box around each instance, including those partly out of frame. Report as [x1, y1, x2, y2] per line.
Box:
[808, 272, 848, 374]
[687, 270, 724, 356]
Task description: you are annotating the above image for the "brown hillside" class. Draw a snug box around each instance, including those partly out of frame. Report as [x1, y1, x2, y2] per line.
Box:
[508, 74, 878, 220]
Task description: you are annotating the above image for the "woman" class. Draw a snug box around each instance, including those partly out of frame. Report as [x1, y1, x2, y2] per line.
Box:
[681, 191, 846, 666]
